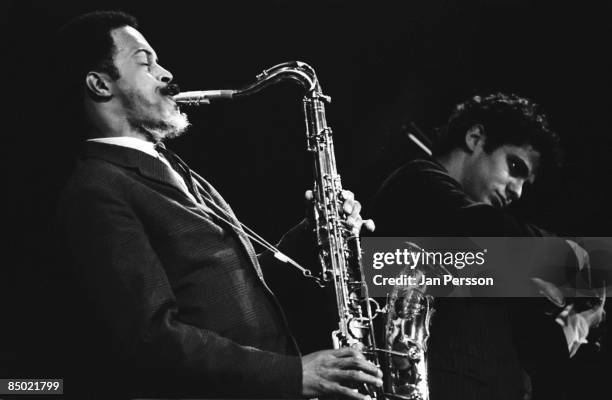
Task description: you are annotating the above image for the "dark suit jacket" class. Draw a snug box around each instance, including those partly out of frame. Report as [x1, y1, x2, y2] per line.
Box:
[57, 141, 302, 398]
[370, 158, 570, 400]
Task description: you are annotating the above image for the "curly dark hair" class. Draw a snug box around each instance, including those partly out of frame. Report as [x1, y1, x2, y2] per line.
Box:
[55, 10, 139, 103]
[434, 93, 562, 171]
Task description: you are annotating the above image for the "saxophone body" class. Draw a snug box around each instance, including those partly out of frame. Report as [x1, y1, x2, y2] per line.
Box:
[174, 62, 433, 400]
[239, 62, 384, 400]
[383, 264, 434, 400]
[297, 63, 385, 400]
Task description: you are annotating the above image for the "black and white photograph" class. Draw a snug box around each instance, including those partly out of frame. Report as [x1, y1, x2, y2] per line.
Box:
[3, 1, 611, 399]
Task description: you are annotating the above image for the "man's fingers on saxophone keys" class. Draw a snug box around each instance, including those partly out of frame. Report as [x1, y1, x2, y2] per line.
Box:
[332, 347, 363, 358]
[343, 197, 361, 215]
[343, 215, 360, 234]
[333, 369, 384, 388]
[363, 219, 375, 232]
[333, 348, 382, 374]
[302, 349, 379, 399]
[323, 381, 371, 400]
[344, 356, 382, 377]
[341, 190, 355, 202]
[307, 188, 375, 235]
[336, 357, 381, 377]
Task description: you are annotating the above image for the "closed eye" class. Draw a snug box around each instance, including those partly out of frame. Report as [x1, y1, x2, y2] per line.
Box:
[133, 48, 158, 69]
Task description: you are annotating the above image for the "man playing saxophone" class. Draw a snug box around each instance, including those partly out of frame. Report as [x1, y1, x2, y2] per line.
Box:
[55, 10, 381, 399]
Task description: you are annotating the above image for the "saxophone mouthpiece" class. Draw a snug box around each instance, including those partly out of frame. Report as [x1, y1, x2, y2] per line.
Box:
[173, 90, 236, 105]
[160, 83, 181, 97]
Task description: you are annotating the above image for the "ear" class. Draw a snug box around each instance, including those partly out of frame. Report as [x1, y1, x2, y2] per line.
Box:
[85, 71, 113, 100]
[464, 124, 485, 152]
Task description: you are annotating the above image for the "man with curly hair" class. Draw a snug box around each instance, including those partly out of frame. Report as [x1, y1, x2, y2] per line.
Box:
[373, 93, 561, 237]
[370, 93, 599, 399]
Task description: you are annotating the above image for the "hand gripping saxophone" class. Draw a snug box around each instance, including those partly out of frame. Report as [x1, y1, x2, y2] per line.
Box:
[173, 61, 432, 400]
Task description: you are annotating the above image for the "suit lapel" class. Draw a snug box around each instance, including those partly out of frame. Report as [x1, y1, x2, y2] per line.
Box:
[82, 141, 194, 201]
[82, 142, 265, 281]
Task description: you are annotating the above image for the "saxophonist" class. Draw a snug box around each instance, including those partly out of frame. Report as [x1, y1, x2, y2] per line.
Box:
[54, 10, 382, 399]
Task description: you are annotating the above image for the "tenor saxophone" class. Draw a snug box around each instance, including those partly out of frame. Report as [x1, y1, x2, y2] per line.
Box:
[173, 61, 432, 400]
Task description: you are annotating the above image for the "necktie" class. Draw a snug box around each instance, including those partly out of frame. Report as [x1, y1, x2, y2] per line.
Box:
[155, 142, 268, 279]
[154, 142, 203, 202]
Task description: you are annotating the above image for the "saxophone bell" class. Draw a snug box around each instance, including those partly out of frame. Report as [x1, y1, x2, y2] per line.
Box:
[382, 242, 451, 400]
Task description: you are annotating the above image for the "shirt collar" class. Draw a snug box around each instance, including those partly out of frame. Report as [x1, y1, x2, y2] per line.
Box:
[87, 137, 159, 159]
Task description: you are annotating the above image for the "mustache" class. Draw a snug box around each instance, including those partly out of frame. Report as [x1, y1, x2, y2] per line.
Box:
[160, 83, 181, 97]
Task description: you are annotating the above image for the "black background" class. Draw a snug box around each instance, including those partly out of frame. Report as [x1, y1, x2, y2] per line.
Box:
[3, 0, 611, 397]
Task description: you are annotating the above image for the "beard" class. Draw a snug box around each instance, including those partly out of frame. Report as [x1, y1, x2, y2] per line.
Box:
[120, 86, 190, 142]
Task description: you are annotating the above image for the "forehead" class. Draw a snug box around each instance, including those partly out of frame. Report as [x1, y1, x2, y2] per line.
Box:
[110, 26, 154, 58]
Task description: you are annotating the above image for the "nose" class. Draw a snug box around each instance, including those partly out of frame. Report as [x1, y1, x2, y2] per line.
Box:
[506, 178, 524, 203]
[157, 64, 173, 84]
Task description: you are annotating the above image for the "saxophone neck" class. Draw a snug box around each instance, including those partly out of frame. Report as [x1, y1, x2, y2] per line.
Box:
[172, 61, 327, 105]
[234, 61, 322, 99]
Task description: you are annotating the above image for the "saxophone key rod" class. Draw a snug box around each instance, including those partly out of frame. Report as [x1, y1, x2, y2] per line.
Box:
[373, 348, 411, 358]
